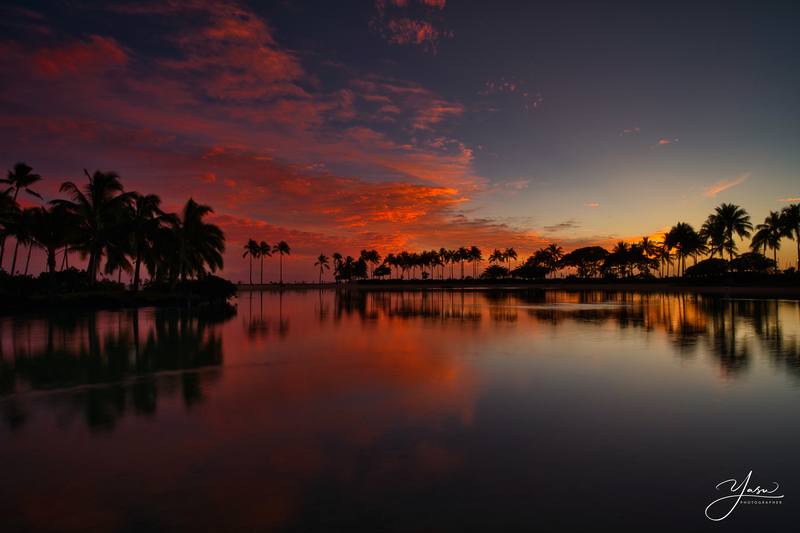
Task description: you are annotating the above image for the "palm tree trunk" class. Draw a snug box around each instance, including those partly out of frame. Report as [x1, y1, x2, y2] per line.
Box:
[260, 256, 264, 285]
[24, 244, 32, 275]
[279, 254, 283, 284]
[133, 250, 142, 291]
[0, 237, 5, 272]
[47, 247, 56, 273]
[249, 257, 252, 284]
[796, 237, 799, 269]
[10, 239, 20, 275]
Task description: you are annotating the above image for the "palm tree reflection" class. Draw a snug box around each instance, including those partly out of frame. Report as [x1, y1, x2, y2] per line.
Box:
[0, 305, 233, 430]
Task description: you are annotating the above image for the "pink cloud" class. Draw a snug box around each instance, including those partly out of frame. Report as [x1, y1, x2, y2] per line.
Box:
[31, 35, 127, 78]
[703, 173, 749, 198]
[371, 0, 452, 52]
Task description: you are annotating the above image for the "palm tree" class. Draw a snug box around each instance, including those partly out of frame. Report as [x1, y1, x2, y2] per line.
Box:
[5, 207, 34, 275]
[258, 241, 271, 284]
[751, 211, 787, 266]
[129, 193, 165, 291]
[781, 204, 800, 268]
[0, 163, 42, 271]
[314, 254, 330, 283]
[700, 214, 726, 258]
[28, 205, 72, 273]
[242, 239, 259, 284]
[52, 169, 132, 283]
[545, 243, 563, 277]
[272, 241, 290, 284]
[171, 198, 225, 283]
[713, 203, 753, 260]
[505, 247, 518, 270]
[655, 242, 672, 278]
[665, 222, 703, 276]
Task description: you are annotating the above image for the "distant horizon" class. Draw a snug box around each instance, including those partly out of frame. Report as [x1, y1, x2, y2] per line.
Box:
[1, 0, 798, 281]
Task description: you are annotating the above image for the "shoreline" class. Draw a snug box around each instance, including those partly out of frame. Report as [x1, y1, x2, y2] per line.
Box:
[236, 280, 800, 298]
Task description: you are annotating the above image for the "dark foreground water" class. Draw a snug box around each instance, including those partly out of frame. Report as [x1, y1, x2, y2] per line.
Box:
[1, 290, 799, 532]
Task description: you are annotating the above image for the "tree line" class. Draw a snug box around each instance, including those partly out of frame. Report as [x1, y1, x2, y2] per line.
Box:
[301, 202, 800, 282]
[0, 162, 226, 290]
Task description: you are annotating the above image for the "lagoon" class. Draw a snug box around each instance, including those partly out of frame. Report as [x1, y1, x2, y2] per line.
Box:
[1, 289, 799, 531]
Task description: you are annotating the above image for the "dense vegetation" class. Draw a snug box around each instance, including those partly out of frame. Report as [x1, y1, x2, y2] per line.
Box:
[0, 163, 234, 309]
[289, 203, 799, 283]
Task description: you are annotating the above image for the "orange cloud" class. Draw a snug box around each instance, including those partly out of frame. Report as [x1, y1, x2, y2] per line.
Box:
[703, 173, 749, 197]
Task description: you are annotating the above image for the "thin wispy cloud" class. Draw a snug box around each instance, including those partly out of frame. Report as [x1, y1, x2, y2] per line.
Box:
[543, 219, 579, 232]
[585, 202, 600, 208]
[703, 173, 750, 198]
[778, 197, 800, 202]
[653, 137, 679, 147]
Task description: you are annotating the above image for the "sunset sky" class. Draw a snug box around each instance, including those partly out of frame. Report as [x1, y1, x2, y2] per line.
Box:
[2, 0, 799, 281]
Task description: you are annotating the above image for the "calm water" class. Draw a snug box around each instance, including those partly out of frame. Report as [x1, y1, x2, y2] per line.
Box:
[1, 290, 799, 531]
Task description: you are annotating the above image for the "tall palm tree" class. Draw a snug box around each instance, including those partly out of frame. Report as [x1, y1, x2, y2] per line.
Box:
[314, 254, 330, 283]
[713, 203, 753, 260]
[5, 207, 35, 275]
[504, 247, 518, 271]
[469, 246, 482, 278]
[781, 204, 800, 268]
[700, 214, 726, 258]
[242, 239, 259, 284]
[655, 242, 673, 278]
[665, 222, 700, 276]
[52, 169, 132, 283]
[457, 246, 468, 279]
[171, 198, 225, 283]
[28, 205, 72, 273]
[332, 252, 343, 282]
[545, 243, 563, 277]
[751, 211, 788, 266]
[272, 241, 290, 284]
[0, 163, 43, 271]
[258, 241, 271, 285]
[129, 193, 165, 291]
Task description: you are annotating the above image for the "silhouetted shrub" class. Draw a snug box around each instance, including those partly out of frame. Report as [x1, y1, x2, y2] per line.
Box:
[685, 258, 729, 278]
[729, 252, 776, 273]
[481, 264, 510, 279]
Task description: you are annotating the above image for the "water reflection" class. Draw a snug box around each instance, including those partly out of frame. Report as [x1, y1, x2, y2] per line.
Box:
[0, 305, 234, 431]
[1, 290, 800, 531]
[319, 289, 800, 378]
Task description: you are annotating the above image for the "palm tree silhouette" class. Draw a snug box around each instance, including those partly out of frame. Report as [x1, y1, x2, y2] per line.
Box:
[781, 204, 800, 268]
[28, 206, 72, 273]
[242, 239, 259, 284]
[545, 243, 563, 277]
[505, 247, 518, 271]
[751, 211, 788, 265]
[314, 253, 330, 283]
[470, 246, 482, 278]
[713, 203, 753, 260]
[0, 163, 42, 271]
[52, 169, 132, 283]
[272, 241, 290, 284]
[258, 241, 271, 285]
[129, 193, 165, 291]
[332, 252, 343, 282]
[171, 198, 225, 283]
